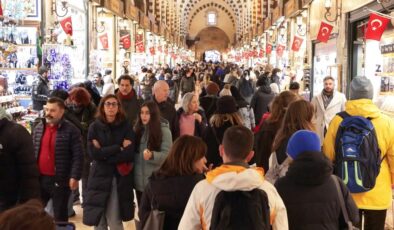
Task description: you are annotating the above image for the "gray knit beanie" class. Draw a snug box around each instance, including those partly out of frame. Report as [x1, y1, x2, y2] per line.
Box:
[349, 76, 374, 100]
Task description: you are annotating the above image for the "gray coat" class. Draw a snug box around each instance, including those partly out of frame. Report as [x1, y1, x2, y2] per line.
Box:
[134, 121, 172, 191]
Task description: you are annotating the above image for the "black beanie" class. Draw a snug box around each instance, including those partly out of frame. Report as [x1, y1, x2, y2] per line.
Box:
[216, 96, 238, 114]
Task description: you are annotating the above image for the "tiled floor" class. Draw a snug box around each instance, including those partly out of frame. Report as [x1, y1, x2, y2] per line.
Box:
[70, 204, 136, 230]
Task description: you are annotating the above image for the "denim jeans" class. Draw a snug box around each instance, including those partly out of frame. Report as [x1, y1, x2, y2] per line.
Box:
[94, 177, 123, 230]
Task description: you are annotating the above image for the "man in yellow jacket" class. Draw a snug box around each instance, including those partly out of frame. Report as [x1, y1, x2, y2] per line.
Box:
[323, 76, 394, 230]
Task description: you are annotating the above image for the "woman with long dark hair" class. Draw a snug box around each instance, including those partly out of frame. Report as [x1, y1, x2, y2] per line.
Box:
[83, 94, 135, 229]
[266, 99, 316, 183]
[138, 135, 207, 230]
[253, 91, 300, 171]
[134, 101, 172, 203]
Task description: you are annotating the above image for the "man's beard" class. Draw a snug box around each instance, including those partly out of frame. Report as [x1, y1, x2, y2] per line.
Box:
[323, 88, 333, 95]
[45, 116, 60, 124]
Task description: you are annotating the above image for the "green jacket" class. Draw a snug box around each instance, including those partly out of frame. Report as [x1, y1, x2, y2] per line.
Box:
[134, 121, 172, 191]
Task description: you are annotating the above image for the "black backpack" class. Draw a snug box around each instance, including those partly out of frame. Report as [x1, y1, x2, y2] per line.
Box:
[210, 188, 271, 230]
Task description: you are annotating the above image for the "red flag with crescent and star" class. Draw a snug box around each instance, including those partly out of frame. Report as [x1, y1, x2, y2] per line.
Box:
[259, 49, 264, 58]
[291, 36, 304, 52]
[60, 17, 73, 36]
[120, 34, 131, 49]
[365, 13, 390, 41]
[149, 47, 155, 55]
[276, 44, 285, 57]
[135, 34, 145, 53]
[317, 21, 333, 43]
[266, 44, 273, 55]
[99, 33, 109, 49]
[0, 1, 3, 17]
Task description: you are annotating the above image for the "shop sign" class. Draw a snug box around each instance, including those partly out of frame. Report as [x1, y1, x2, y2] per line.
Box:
[142, 15, 150, 30]
[301, 0, 313, 8]
[125, 2, 139, 21]
[91, 0, 101, 5]
[153, 24, 159, 34]
[264, 17, 271, 30]
[285, 0, 301, 18]
[103, 0, 124, 17]
[381, 44, 394, 54]
[272, 7, 282, 23]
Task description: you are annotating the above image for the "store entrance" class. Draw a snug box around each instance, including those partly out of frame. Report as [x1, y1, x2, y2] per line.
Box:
[203, 50, 221, 62]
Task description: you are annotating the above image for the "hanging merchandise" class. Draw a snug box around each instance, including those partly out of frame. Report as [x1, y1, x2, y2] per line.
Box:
[291, 36, 304, 52]
[99, 33, 109, 49]
[317, 21, 334, 43]
[42, 45, 78, 91]
[365, 13, 390, 41]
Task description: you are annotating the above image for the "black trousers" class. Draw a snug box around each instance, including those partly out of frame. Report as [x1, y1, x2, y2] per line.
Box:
[40, 176, 71, 221]
[356, 209, 387, 230]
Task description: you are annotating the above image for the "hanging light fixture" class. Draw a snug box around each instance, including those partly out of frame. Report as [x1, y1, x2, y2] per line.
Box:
[93, 8, 106, 33]
[324, 0, 342, 22]
[296, 14, 306, 36]
[52, 0, 69, 17]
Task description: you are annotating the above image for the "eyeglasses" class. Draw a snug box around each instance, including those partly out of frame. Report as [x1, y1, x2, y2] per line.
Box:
[104, 102, 119, 107]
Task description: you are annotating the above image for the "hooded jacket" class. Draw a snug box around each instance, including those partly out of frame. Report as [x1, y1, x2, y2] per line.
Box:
[178, 164, 288, 230]
[32, 75, 50, 111]
[251, 86, 275, 126]
[323, 99, 394, 210]
[275, 152, 359, 230]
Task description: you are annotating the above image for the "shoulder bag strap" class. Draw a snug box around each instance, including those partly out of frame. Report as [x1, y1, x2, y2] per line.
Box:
[331, 175, 352, 228]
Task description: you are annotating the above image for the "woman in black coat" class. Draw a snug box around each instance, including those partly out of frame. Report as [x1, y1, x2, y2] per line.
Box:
[275, 130, 359, 230]
[83, 94, 135, 228]
[203, 96, 243, 168]
[139, 135, 207, 230]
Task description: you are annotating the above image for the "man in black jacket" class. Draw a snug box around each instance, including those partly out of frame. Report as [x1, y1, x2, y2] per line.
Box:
[33, 97, 83, 221]
[0, 108, 40, 212]
[152, 80, 177, 138]
[117, 75, 141, 126]
[251, 76, 275, 125]
[32, 66, 50, 111]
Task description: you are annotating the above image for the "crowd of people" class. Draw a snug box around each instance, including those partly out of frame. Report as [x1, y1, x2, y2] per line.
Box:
[1, 61, 394, 230]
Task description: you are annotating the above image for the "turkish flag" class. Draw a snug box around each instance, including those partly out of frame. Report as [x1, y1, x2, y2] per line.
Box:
[0, 1, 3, 17]
[149, 47, 155, 55]
[259, 49, 264, 58]
[365, 13, 390, 41]
[291, 36, 304, 52]
[266, 44, 273, 54]
[135, 34, 145, 52]
[60, 17, 73, 36]
[99, 33, 109, 49]
[252, 50, 258, 57]
[276, 44, 285, 57]
[120, 34, 131, 49]
[317, 21, 333, 43]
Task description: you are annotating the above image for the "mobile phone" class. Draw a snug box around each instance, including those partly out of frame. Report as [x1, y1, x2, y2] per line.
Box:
[55, 222, 76, 230]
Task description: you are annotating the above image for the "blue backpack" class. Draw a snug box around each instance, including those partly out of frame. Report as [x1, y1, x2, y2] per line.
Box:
[334, 111, 382, 193]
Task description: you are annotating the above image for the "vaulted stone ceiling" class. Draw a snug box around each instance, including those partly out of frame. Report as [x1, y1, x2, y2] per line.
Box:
[148, 0, 263, 46]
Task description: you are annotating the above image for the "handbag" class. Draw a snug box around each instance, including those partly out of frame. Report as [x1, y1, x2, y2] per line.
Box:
[331, 175, 359, 230]
[142, 186, 165, 230]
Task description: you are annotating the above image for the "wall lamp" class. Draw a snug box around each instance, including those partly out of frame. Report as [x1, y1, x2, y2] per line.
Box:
[93, 8, 106, 33]
[324, 0, 342, 22]
[118, 18, 129, 31]
[279, 24, 286, 43]
[296, 14, 306, 36]
[52, 0, 69, 17]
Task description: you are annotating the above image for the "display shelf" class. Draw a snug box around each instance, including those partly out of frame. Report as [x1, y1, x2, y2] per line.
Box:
[376, 72, 394, 77]
[0, 95, 15, 103]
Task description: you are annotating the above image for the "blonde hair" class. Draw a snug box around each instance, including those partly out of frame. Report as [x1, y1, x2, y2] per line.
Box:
[181, 92, 197, 113]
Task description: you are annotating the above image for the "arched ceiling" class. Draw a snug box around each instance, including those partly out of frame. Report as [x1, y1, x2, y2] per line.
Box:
[179, 0, 250, 40]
